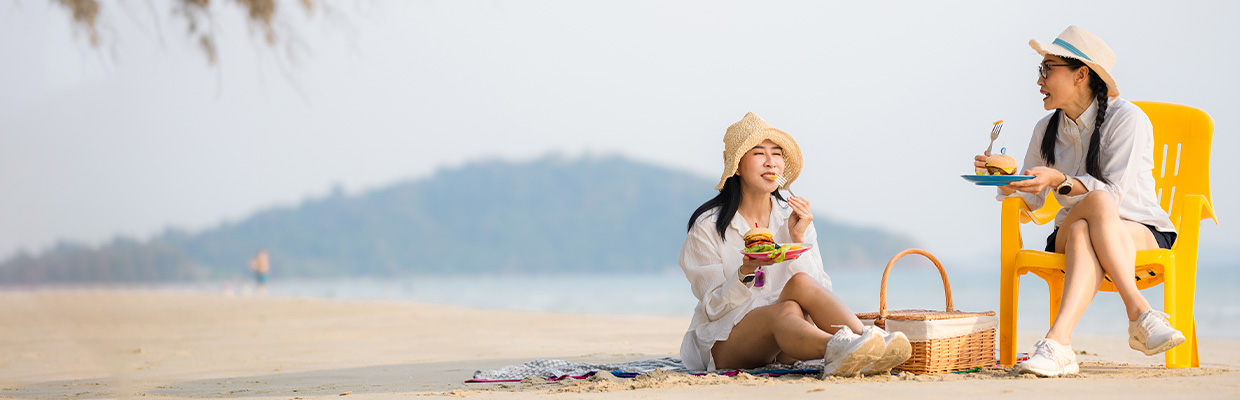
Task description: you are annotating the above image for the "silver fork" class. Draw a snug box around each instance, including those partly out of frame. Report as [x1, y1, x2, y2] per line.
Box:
[774, 175, 796, 198]
[985, 120, 1004, 155]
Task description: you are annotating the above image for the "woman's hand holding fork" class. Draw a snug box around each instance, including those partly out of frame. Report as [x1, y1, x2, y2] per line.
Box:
[787, 196, 813, 244]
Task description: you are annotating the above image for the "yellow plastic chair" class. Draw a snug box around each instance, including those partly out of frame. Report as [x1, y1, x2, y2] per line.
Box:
[998, 101, 1218, 369]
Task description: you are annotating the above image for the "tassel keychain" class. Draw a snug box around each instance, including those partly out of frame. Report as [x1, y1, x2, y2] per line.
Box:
[753, 223, 766, 287]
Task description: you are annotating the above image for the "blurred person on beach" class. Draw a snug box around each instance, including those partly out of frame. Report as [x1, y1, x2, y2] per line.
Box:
[250, 250, 271, 296]
[679, 112, 911, 377]
[974, 26, 1184, 377]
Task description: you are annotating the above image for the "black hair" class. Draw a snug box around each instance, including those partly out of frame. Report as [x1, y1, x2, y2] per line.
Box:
[1040, 57, 1111, 185]
[687, 175, 787, 240]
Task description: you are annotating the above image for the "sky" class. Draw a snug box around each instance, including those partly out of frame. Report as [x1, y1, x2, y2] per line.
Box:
[1, 0, 1236, 266]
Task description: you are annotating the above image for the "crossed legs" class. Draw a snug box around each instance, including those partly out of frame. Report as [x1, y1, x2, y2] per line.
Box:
[711, 273, 864, 369]
[1047, 191, 1160, 345]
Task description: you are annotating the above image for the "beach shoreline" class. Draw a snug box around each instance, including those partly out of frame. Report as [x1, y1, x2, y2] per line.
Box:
[2, 291, 1237, 399]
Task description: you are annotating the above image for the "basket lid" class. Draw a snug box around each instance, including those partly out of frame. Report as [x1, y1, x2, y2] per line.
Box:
[856, 309, 995, 321]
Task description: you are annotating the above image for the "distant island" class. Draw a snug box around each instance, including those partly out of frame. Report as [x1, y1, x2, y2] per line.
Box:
[0, 155, 917, 284]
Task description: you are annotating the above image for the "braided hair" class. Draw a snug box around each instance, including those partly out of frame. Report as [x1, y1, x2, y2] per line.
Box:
[687, 175, 787, 240]
[1039, 57, 1111, 185]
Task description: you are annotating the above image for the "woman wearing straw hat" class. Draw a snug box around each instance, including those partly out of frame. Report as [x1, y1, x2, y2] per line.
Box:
[974, 26, 1184, 377]
[679, 112, 911, 377]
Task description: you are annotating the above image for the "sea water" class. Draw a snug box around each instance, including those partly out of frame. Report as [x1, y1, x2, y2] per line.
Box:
[244, 264, 1240, 339]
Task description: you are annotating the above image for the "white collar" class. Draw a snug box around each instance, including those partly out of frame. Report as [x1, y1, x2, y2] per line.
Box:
[1062, 98, 1100, 132]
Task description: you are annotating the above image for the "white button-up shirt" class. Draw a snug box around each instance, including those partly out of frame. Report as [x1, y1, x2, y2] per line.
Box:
[1001, 97, 1175, 233]
[678, 196, 831, 370]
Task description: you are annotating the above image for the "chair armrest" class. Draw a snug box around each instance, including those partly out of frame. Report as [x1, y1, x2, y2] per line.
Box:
[1173, 194, 1217, 253]
[1027, 193, 1061, 225]
[1001, 195, 1057, 225]
[1187, 194, 1218, 226]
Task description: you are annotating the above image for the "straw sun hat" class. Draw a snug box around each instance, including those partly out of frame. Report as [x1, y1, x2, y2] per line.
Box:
[714, 112, 803, 191]
[1029, 25, 1119, 97]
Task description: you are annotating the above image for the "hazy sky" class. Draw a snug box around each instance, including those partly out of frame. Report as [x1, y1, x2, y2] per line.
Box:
[1, 0, 1236, 264]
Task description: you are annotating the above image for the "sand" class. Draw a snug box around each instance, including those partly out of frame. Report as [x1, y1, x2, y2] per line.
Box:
[1, 291, 1238, 399]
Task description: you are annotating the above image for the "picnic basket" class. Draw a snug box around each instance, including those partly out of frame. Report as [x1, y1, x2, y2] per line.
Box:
[855, 249, 997, 375]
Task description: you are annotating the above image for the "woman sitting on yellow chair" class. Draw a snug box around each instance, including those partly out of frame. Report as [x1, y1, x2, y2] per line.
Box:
[974, 25, 1184, 377]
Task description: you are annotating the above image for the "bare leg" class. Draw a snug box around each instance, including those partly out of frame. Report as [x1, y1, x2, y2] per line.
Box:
[777, 272, 865, 334]
[711, 300, 831, 369]
[714, 273, 864, 368]
[1047, 192, 1164, 345]
[1100, 220, 1161, 320]
[1058, 192, 1161, 320]
[774, 351, 800, 365]
[1075, 193, 1159, 319]
[1046, 220, 1104, 345]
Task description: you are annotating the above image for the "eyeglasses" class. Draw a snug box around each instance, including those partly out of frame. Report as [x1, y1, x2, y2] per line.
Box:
[1038, 63, 1074, 80]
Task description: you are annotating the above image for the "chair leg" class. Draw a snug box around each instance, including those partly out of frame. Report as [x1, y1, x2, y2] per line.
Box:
[1191, 321, 1199, 367]
[1164, 266, 1199, 368]
[1000, 269, 1020, 367]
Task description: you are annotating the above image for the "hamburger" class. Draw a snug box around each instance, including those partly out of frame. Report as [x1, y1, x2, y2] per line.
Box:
[743, 227, 777, 253]
[984, 154, 1017, 176]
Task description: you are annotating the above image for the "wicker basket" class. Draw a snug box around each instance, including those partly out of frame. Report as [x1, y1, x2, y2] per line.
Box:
[855, 249, 997, 375]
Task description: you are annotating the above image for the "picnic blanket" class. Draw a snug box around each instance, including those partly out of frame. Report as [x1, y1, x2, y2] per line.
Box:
[468, 357, 823, 383]
[468, 353, 1020, 383]
[469, 357, 687, 382]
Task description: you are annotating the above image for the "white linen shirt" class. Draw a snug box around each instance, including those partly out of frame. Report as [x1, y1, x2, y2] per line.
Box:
[1000, 97, 1175, 233]
[678, 196, 832, 371]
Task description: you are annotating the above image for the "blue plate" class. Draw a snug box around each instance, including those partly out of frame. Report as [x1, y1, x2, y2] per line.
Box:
[961, 174, 1034, 186]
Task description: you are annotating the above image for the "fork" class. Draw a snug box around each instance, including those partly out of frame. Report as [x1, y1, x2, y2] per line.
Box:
[774, 175, 797, 198]
[985, 120, 1004, 155]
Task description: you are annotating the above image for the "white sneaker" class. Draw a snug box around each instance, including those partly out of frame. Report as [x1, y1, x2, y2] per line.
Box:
[861, 326, 912, 376]
[820, 326, 884, 378]
[1017, 338, 1078, 377]
[1128, 310, 1186, 356]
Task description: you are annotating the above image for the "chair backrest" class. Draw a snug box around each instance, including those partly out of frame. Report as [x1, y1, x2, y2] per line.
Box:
[1132, 101, 1215, 231]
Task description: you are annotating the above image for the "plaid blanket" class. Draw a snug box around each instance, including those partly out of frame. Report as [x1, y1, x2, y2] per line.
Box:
[470, 357, 688, 382]
[468, 353, 1012, 383]
[469, 357, 826, 382]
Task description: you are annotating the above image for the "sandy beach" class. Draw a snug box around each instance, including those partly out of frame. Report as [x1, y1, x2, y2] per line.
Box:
[2, 291, 1238, 399]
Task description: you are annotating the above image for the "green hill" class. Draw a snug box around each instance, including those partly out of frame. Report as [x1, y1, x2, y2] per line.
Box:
[0, 155, 917, 283]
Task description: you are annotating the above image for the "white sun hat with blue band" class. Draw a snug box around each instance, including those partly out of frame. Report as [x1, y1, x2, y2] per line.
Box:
[1030, 25, 1119, 97]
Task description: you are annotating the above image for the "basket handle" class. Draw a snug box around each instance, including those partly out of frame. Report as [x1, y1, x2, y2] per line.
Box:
[878, 248, 954, 320]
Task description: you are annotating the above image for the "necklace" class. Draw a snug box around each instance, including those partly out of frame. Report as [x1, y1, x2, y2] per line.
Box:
[740, 212, 768, 229]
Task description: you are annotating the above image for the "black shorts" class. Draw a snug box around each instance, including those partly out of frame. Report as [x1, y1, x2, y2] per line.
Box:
[1044, 223, 1177, 252]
